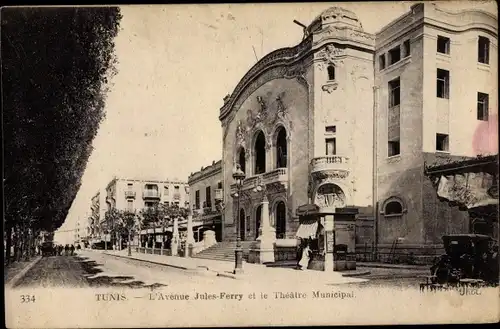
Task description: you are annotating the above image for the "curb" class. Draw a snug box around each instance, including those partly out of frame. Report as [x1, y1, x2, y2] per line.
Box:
[5, 256, 42, 289]
[341, 270, 371, 277]
[356, 263, 429, 270]
[103, 252, 196, 271]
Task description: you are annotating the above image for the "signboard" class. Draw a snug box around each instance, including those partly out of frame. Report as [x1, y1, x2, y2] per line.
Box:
[103, 234, 111, 242]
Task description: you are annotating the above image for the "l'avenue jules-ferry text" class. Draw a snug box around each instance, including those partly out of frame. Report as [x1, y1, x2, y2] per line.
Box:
[95, 290, 355, 302]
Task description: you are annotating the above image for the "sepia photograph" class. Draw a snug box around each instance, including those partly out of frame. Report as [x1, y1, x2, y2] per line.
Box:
[3, 1, 499, 327]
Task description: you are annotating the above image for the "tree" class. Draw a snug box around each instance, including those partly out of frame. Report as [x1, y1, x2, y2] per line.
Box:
[105, 208, 122, 250]
[2, 7, 122, 263]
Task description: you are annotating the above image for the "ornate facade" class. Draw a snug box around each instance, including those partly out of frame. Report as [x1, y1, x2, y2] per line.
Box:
[219, 6, 375, 243]
[218, 4, 498, 261]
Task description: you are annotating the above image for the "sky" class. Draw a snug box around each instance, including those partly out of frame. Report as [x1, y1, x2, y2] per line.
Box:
[58, 1, 497, 236]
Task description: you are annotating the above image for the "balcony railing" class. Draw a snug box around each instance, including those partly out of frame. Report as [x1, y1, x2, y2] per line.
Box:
[263, 168, 288, 184]
[310, 155, 350, 173]
[125, 190, 136, 198]
[230, 168, 289, 195]
[142, 190, 160, 199]
[214, 188, 223, 200]
[173, 193, 181, 200]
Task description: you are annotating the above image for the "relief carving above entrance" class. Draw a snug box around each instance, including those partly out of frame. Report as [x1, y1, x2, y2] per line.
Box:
[314, 183, 346, 209]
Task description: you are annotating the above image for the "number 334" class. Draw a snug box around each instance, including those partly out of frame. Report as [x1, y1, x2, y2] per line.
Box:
[20, 295, 36, 303]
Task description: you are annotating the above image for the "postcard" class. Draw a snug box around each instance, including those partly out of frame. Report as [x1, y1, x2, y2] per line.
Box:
[3, 1, 499, 328]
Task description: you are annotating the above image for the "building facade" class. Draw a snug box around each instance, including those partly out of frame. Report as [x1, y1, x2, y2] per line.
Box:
[187, 160, 224, 241]
[103, 177, 190, 214]
[218, 3, 498, 260]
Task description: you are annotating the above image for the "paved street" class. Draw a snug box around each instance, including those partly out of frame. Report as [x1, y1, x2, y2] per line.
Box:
[10, 249, 429, 291]
[13, 250, 227, 289]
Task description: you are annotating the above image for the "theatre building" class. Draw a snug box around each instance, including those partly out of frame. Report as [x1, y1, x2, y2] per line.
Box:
[215, 3, 497, 263]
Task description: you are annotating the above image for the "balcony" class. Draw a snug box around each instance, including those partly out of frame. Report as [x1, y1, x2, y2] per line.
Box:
[310, 156, 350, 180]
[262, 168, 288, 185]
[142, 190, 160, 199]
[230, 168, 289, 196]
[215, 188, 223, 201]
[125, 190, 136, 199]
[173, 193, 181, 201]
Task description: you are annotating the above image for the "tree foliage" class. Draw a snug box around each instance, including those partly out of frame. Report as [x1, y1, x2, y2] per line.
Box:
[3, 7, 122, 233]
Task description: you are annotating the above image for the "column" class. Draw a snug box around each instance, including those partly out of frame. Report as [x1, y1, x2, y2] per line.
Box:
[324, 214, 334, 272]
[257, 194, 276, 263]
[171, 217, 179, 256]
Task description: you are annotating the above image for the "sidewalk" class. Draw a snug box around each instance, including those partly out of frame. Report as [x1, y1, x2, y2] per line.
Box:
[4, 256, 42, 288]
[356, 262, 429, 270]
[101, 249, 368, 286]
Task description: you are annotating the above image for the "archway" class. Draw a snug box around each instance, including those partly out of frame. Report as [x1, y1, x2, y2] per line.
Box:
[255, 205, 262, 239]
[254, 131, 266, 174]
[238, 148, 246, 173]
[275, 201, 286, 238]
[239, 208, 246, 241]
[275, 126, 287, 168]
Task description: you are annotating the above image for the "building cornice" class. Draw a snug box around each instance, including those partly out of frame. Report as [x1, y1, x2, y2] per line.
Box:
[114, 178, 188, 185]
[376, 3, 497, 49]
[219, 26, 374, 123]
[188, 161, 222, 185]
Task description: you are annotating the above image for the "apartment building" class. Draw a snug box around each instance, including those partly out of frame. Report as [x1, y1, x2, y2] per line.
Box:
[188, 160, 223, 241]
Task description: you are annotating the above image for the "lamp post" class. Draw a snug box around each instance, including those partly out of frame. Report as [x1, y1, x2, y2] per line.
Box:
[232, 164, 246, 274]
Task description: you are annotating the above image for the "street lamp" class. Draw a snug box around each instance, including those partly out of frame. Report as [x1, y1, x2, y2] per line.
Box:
[232, 163, 246, 274]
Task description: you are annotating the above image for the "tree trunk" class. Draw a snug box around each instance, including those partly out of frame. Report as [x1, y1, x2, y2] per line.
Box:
[5, 224, 12, 265]
[160, 226, 164, 255]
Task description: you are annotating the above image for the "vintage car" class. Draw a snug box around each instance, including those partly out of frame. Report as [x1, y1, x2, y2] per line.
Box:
[40, 241, 56, 257]
[427, 234, 498, 287]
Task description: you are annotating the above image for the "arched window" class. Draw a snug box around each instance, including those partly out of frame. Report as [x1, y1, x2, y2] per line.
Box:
[275, 126, 287, 168]
[275, 201, 286, 239]
[383, 199, 404, 216]
[238, 148, 246, 173]
[327, 65, 335, 81]
[254, 131, 266, 174]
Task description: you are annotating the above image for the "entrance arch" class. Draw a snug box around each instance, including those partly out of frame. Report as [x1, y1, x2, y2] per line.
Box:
[275, 126, 287, 168]
[254, 131, 266, 174]
[275, 201, 286, 238]
[239, 208, 246, 241]
[255, 205, 262, 239]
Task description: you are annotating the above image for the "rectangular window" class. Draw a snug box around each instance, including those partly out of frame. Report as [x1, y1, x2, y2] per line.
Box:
[477, 92, 489, 121]
[436, 133, 449, 152]
[388, 140, 400, 157]
[403, 40, 411, 57]
[164, 201, 170, 207]
[127, 200, 133, 211]
[436, 69, 450, 99]
[388, 78, 401, 107]
[195, 190, 200, 209]
[205, 186, 211, 208]
[379, 54, 386, 70]
[164, 186, 169, 195]
[478, 36, 490, 64]
[217, 182, 222, 189]
[127, 183, 133, 190]
[437, 36, 450, 54]
[325, 125, 336, 134]
[325, 138, 336, 155]
[388, 46, 401, 65]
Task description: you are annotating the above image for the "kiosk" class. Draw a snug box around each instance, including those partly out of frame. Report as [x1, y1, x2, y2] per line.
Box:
[296, 204, 358, 271]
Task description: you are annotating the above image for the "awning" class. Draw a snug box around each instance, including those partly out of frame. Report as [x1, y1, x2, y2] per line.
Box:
[436, 172, 498, 209]
[295, 219, 319, 239]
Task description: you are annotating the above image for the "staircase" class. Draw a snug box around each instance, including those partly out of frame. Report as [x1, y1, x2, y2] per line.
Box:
[193, 240, 255, 262]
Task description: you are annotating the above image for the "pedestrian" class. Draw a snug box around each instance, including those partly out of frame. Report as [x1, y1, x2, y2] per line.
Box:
[298, 239, 311, 270]
[70, 244, 75, 256]
[296, 238, 303, 270]
[64, 244, 69, 256]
